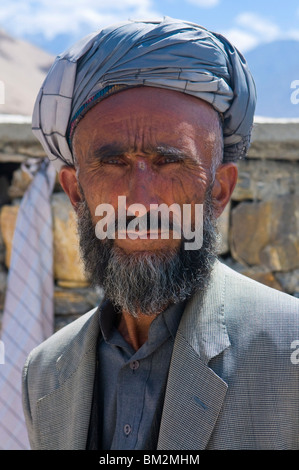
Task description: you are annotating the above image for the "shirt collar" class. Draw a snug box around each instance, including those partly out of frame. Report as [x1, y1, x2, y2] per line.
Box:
[98, 298, 186, 351]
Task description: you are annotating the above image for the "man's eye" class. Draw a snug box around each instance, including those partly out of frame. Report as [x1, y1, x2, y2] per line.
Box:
[157, 156, 180, 165]
[104, 158, 125, 165]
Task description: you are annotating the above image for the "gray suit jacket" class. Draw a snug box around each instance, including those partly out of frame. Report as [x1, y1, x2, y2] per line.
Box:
[22, 261, 299, 450]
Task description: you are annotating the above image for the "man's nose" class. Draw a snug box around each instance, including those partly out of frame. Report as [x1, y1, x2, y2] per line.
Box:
[125, 161, 161, 212]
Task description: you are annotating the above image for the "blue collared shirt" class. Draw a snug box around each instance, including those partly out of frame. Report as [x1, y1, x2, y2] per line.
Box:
[97, 300, 185, 450]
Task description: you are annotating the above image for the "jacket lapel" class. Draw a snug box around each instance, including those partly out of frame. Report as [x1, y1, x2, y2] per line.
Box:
[36, 308, 100, 450]
[158, 261, 231, 450]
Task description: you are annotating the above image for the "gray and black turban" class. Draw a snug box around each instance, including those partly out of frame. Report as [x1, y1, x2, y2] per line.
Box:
[32, 17, 256, 171]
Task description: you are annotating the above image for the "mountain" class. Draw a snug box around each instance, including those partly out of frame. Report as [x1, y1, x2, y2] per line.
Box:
[245, 39, 299, 118]
[0, 30, 54, 116]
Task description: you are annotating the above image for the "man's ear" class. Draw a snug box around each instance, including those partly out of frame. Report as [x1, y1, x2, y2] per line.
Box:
[211, 163, 238, 218]
[58, 165, 82, 209]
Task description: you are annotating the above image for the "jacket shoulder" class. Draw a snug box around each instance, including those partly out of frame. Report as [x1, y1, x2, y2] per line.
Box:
[220, 261, 299, 314]
[25, 306, 99, 366]
[22, 307, 99, 450]
[22, 306, 99, 405]
[218, 262, 299, 353]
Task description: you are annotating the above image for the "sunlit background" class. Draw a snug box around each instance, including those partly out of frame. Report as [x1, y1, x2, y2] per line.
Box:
[0, 0, 299, 117]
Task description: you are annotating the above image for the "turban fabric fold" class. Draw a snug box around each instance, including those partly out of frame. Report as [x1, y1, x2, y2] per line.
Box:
[32, 17, 256, 170]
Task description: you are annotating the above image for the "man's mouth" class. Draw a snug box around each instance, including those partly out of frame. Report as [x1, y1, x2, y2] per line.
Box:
[117, 228, 179, 239]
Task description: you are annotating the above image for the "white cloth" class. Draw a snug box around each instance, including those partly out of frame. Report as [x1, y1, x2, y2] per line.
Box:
[0, 159, 56, 450]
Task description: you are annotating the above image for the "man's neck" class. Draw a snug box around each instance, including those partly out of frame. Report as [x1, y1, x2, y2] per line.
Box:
[117, 308, 166, 351]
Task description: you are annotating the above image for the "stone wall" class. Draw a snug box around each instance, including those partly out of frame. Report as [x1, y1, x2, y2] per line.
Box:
[0, 116, 298, 332]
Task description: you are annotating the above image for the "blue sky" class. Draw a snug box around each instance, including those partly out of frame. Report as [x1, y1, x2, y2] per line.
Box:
[1, 0, 299, 55]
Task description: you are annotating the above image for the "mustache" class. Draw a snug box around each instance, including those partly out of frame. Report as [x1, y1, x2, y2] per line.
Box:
[100, 211, 182, 239]
[93, 202, 205, 248]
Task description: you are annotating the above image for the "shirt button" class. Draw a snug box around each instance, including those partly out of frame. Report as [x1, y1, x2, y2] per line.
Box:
[130, 360, 140, 370]
[124, 424, 132, 436]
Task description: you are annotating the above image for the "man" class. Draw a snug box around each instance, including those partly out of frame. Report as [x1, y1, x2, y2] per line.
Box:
[22, 17, 299, 450]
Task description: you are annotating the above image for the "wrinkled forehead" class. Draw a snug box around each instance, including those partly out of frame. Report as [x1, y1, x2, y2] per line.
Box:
[73, 87, 223, 142]
[72, 87, 223, 166]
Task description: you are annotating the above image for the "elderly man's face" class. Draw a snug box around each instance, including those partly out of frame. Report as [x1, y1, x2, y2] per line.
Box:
[60, 87, 237, 316]
[71, 87, 229, 250]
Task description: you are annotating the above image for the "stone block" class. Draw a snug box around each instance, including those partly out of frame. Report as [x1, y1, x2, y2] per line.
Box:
[0, 120, 34, 145]
[237, 267, 282, 291]
[7, 167, 33, 199]
[230, 195, 299, 271]
[0, 152, 28, 164]
[54, 285, 103, 331]
[0, 193, 88, 286]
[233, 159, 299, 201]
[275, 269, 299, 295]
[0, 204, 19, 267]
[220, 256, 283, 291]
[54, 286, 102, 316]
[51, 192, 88, 287]
[249, 120, 299, 160]
[7, 165, 61, 199]
[54, 314, 81, 332]
[260, 238, 299, 272]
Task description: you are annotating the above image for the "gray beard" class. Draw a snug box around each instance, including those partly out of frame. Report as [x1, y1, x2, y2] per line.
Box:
[76, 189, 219, 317]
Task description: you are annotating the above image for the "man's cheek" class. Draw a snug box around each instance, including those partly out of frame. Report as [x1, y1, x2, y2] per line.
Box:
[168, 173, 207, 206]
